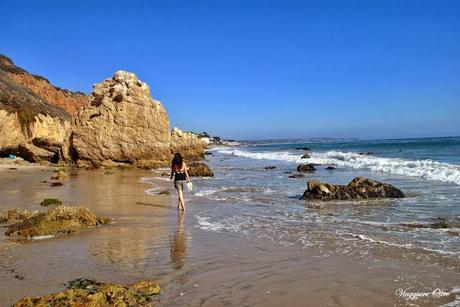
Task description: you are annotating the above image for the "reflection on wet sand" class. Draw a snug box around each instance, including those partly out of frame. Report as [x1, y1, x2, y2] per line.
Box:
[88, 218, 168, 271]
[170, 211, 188, 270]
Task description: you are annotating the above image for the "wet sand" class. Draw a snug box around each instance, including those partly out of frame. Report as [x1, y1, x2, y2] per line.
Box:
[0, 167, 458, 306]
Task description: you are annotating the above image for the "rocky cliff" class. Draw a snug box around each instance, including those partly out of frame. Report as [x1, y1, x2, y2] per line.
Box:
[0, 54, 88, 114]
[1, 54, 206, 167]
[0, 55, 78, 162]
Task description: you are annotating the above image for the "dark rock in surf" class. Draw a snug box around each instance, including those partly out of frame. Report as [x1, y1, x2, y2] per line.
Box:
[264, 166, 276, 170]
[289, 173, 305, 178]
[300, 153, 310, 159]
[297, 163, 316, 172]
[401, 217, 460, 230]
[325, 166, 335, 170]
[359, 152, 375, 156]
[296, 147, 311, 151]
[187, 162, 214, 177]
[302, 177, 405, 201]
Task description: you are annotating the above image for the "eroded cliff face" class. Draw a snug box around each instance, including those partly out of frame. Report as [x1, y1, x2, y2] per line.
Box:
[0, 110, 69, 162]
[170, 127, 206, 161]
[0, 54, 88, 114]
[0, 55, 75, 163]
[63, 71, 172, 168]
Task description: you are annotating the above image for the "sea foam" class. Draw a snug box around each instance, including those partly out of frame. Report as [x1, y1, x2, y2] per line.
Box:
[218, 149, 460, 185]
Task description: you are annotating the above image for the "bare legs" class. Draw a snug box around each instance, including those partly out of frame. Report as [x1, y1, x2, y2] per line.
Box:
[177, 188, 185, 211]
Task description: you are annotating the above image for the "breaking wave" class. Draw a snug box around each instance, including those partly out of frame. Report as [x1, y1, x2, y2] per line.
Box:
[217, 149, 460, 185]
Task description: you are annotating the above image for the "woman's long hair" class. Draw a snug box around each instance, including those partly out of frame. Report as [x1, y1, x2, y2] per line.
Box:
[171, 153, 183, 171]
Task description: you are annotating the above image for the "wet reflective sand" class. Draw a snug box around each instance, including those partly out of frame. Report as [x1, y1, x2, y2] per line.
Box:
[0, 168, 458, 306]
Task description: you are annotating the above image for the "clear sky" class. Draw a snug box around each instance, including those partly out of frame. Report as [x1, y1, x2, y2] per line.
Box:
[1, 0, 459, 140]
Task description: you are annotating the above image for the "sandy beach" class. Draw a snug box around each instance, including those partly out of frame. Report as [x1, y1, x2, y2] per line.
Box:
[0, 164, 458, 306]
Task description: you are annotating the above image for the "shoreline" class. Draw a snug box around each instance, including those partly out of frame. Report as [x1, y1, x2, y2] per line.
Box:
[0, 164, 458, 306]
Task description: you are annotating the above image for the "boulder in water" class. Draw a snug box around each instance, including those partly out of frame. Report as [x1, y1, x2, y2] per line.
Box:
[297, 163, 316, 172]
[289, 173, 305, 178]
[187, 162, 214, 177]
[359, 151, 375, 156]
[302, 177, 405, 201]
[300, 153, 310, 159]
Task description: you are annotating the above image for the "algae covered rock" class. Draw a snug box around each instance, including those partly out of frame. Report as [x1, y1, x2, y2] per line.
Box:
[13, 278, 160, 306]
[40, 198, 63, 206]
[187, 162, 214, 177]
[5, 206, 110, 237]
[302, 177, 405, 201]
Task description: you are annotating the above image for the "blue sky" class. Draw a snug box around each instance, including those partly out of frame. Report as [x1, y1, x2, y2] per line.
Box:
[1, 0, 459, 140]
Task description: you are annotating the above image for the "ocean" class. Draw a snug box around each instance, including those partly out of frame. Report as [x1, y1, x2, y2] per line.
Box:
[183, 137, 460, 266]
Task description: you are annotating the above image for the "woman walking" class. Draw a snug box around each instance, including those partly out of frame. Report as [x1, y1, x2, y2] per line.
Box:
[170, 153, 191, 211]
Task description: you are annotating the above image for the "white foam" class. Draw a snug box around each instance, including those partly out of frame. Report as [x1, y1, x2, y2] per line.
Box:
[218, 149, 300, 163]
[194, 189, 220, 197]
[29, 235, 55, 240]
[354, 234, 458, 257]
[196, 216, 226, 231]
[355, 234, 413, 248]
[217, 149, 460, 185]
[145, 187, 167, 195]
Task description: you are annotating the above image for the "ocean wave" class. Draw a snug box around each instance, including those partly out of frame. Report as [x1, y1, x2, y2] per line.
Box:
[217, 149, 460, 185]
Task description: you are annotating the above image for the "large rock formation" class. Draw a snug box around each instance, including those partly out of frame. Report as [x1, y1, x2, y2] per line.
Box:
[1, 54, 207, 168]
[302, 177, 405, 201]
[170, 127, 206, 161]
[63, 71, 172, 168]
